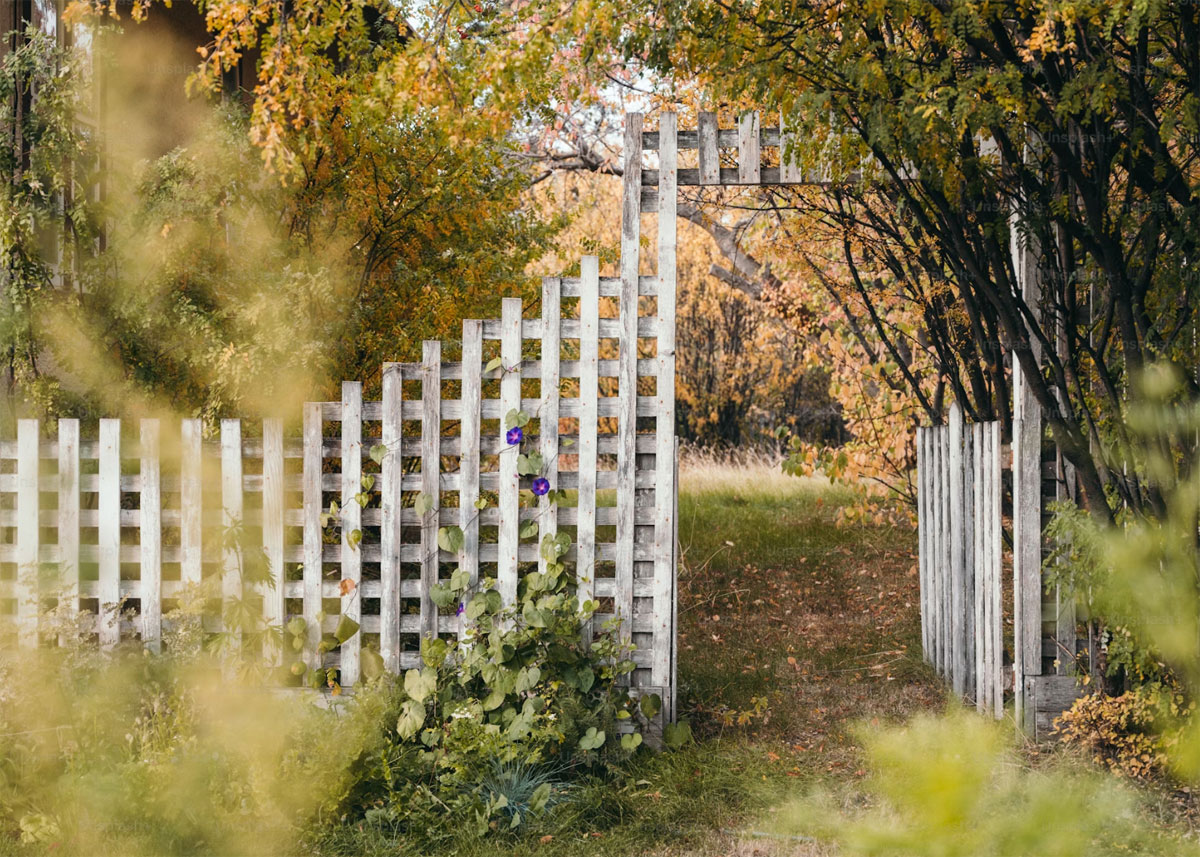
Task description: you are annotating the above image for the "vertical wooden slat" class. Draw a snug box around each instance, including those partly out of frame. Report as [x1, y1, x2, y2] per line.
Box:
[381, 362, 403, 670]
[221, 420, 243, 649]
[990, 421, 1004, 718]
[973, 423, 986, 712]
[459, 322, 482, 617]
[58, 418, 80, 642]
[302, 403, 323, 668]
[932, 426, 942, 675]
[652, 111, 677, 694]
[140, 419, 162, 652]
[180, 419, 203, 588]
[940, 424, 952, 679]
[538, 277, 561, 577]
[780, 110, 803, 184]
[340, 382, 363, 686]
[948, 403, 965, 696]
[963, 416, 976, 698]
[738, 112, 761, 184]
[98, 418, 121, 649]
[498, 299, 522, 606]
[420, 341, 441, 641]
[917, 427, 927, 663]
[698, 111, 719, 185]
[577, 256, 600, 638]
[16, 419, 39, 647]
[616, 112, 642, 646]
[263, 418, 286, 663]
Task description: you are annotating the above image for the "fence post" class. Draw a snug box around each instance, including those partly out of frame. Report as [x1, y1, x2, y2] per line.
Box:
[180, 419, 203, 588]
[539, 276, 562, 577]
[221, 419, 243, 651]
[380, 362, 403, 670]
[303, 403, 324, 671]
[16, 419, 39, 647]
[419, 342, 441, 643]
[140, 419, 162, 652]
[58, 419, 80, 646]
[577, 256, 600, 644]
[263, 418, 286, 664]
[341, 382, 363, 686]
[98, 419, 121, 649]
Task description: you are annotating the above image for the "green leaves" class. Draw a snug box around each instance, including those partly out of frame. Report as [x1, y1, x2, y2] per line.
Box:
[620, 732, 643, 752]
[578, 727, 605, 751]
[485, 356, 504, 374]
[361, 648, 385, 680]
[505, 408, 530, 430]
[404, 667, 437, 703]
[414, 493, 435, 516]
[663, 720, 693, 750]
[639, 693, 662, 720]
[397, 699, 425, 740]
[438, 525, 464, 554]
[519, 520, 539, 539]
[369, 444, 388, 465]
[334, 614, 360, 643]
[516, 451, 544, 476]
[346, 529, 363, 551]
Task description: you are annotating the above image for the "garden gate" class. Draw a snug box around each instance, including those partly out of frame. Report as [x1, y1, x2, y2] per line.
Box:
[0, 111, 811, 728]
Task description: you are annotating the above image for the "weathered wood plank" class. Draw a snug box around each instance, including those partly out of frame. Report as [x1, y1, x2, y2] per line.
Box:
[940, 424, 952, 679]
[698, 111, 719, 185]
[16, 419, 39, 647]
[420, 343, 441, 641]
[140, 420, 162, 652]
[738, 112, 761, 184]
[917, 427, 928, 663]
[98, 419, 121, 648]
[989, 421, 1004, 718]
[340, 382, 363, 686]
[780, 111, 803, 184]
[652, 111, 677, 693]
[948, 403, 965, 696]
[539, 277, 562, 577]
[616, 113, 642, 648]
[303, 403, 324, 670]
[58, 418, 80, 645]
[577, 256, 600, 642]
[180, 419, 203, 587]
[380, 362, 403, 670]
[221, 420, 243, 650]
[973, 423, 986, 712]
[459, 322, 482, 634]
[498, 298, 522, 607]
[263, 418, 286, 664]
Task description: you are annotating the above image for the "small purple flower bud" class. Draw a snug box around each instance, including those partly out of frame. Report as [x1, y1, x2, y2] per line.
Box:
[506, 427, 523, 445]
[456, 602, 466, 616]
[531, 477, 550, 496]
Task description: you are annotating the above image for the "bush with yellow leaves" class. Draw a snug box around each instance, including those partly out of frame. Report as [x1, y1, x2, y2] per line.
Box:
[1055, 684, 1193, 780]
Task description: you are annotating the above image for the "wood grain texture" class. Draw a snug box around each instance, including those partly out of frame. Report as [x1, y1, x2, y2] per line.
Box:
[98, 419, 121, 649]
[57, 419, 80, 645]
[140, 420, 162, 652]
[341, 382, 363, 686]
[616, 113, 642, 647]
[420, 343, 441, 642]
[16, 419, 38, 647]
[263, 418, 286, 664]
[459, 322, 483, 636]
[738, 112, 761, 184]
[180, 419, 203, 587]
[498, 299, 522, 607]
[652, 111, 677, 692]
[303, 403, 324, 670]
[380, 362, 403, 670]
[698, 111, 719, 185]
[539, 277, 562, 578]
[577, 256, 600, 644]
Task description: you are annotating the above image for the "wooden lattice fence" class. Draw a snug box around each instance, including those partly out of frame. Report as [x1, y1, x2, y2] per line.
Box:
[917, 403, 1004, 718]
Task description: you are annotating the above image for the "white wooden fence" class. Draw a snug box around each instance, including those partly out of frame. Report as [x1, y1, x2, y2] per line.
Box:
[917, 403, 1004, 717]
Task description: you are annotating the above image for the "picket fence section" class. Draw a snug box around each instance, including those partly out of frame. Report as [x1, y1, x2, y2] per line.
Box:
[917, 403, 1004, 718]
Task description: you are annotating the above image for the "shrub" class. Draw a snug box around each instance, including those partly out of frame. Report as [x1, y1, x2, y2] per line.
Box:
[1055, 685, 1193, 780]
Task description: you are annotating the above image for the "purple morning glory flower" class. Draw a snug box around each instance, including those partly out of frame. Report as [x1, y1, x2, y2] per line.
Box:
[506, 427, 523, 445]
[456, 602, 466, 616]
[531, 477, 550, 496]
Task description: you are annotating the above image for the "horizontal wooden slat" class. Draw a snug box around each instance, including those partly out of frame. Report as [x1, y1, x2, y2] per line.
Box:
[642, 127, 781, 151]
